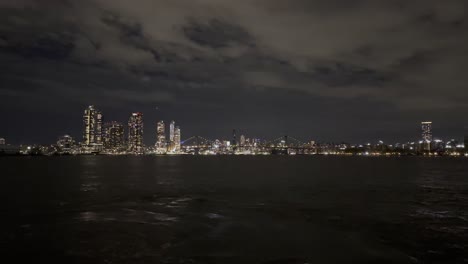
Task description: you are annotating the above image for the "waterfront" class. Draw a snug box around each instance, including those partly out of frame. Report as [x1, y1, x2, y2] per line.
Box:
[1, 156, 468, 263]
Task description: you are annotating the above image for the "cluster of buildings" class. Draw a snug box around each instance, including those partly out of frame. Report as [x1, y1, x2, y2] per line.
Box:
[155, 120, 181, 154]
[0, 105, 182, 156]
[79, 105, 181, 154]
[80, 105, 138, 154]
[305, 122, 467, 157]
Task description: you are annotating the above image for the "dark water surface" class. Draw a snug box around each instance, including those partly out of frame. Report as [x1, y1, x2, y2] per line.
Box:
[1, 156, 467, 263]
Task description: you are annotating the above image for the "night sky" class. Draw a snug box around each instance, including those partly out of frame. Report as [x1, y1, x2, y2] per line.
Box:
[1, 0, 468, 145]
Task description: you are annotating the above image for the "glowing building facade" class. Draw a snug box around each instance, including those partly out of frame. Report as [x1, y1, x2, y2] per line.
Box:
[104, 121, 125, 151]
[156, 121, 166, 152]
[169, 120, 175, 143]
[421, 121, 433, 151]
[421, 121, 432, 142]
[0, 138, 5, 145]
[240, 135, 246, 146]
[128, 113, 144, 153]
[82, 105, 103, 151]
[174, 126, 181, 152]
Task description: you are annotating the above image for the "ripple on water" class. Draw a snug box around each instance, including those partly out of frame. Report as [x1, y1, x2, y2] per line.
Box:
[206, 213, 224, 219]
[77, 208, 179, 225]
[79, 211, 98, 222]
[80, 182, 100, 192]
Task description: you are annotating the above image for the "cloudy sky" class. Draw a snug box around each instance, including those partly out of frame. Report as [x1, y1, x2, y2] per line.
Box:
[1, 0, 468, 144]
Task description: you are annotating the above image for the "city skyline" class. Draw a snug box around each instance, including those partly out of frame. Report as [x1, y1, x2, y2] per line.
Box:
[10, 105, 467, 150]
[3, 102, 468, 146]
[2, 104, 466, 156]
[1, 104, 468, 147]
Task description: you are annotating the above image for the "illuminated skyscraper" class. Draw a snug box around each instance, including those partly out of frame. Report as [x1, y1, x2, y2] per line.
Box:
[240, 135, 246, 146]
[421, 121, 432, 142]
[0, 138, 5, 145]
[96, 112, 103, 145]
[83, 106, 95, 146]
[104, 121, 125, 151]
[174, 126, 181, 152]
[169, 120, 175, 143]
[156, 121, 166, 152]
[83, 105, 103, 151]
[128, 113, 144, 153]
[421, 121, 432, 151]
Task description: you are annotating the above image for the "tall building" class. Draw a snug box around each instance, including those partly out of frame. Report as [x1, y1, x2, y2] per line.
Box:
[421, 121, 432, 142]
[0, 138, 5, 145]
[128, 113, 144, 153]
[240, 135, 246, 146]
[169, 120, 175, 143]
[231, 129, 237, 147]
[156, 120, 166, 152]
[96, 111, 103, 145]
[421, 121, 432, 152]
[174, 126, 181, 152]
[104, 121, 125, 151]
[83, 105, 103, 151]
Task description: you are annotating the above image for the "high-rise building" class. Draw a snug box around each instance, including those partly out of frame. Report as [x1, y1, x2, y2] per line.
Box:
[83, 105, 103, 151]
[421, 121, 432, 142]
[421, 121, 432, 152]
[83, 106, 95, 146]
[96, 111, 103, 145]
[0, 138, 5, 145]
[240, 135, 246, 146]
[174, 126, 181, 152]
[156, 120, 166, 152]
[169, 120, 175, 143]
[231, 129, 237, 147]
[128, 113, 144, 153]
[104, 121, 125, 151]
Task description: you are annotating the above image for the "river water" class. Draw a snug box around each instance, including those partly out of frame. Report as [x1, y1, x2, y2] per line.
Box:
[1, 156, 467, 263]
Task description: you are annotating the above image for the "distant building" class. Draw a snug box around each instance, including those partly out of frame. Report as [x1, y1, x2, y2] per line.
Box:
[0, 144, 20, 155]
[128, 113, 144, 153]
[174, 126, 181, 152]
[57, 135, 75, 153]
[83, 105, 103, 152]
[445, 139, 459, 153]
[421, 121, 432, 151]
[0, 138, 5, 145]
[231, 129, 237, 147]
[104, 121, 125, 151]
[169, 120, 175, 143]
[155, 120, 166, 152]
[421, 121, 432, 142]
[240, 135, 246, 146]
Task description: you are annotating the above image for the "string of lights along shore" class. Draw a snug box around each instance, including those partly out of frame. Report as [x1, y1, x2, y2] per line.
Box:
[0, 105, 467, 156]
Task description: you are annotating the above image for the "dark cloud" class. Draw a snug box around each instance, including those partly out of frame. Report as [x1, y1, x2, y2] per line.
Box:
[183, 19, 254, 49]
[0, 33, 75, 59]
[1, 0, 468, 144]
